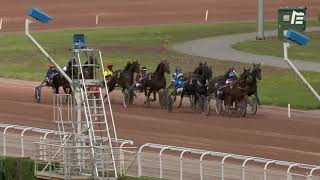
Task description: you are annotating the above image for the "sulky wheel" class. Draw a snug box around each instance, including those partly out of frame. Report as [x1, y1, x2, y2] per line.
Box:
[34, 86, 41, 103]
[238, 98, 247, 117]
[248, 96, 258, 115]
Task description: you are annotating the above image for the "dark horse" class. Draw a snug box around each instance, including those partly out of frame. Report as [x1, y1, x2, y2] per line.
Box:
[219, 64, 261, 116]
[107, 61, 140, 92]
[142, 60, 170, 105]
[51, 73, 72, 95]
[178, 62, 212, 109]
[245, 63, 262, 105]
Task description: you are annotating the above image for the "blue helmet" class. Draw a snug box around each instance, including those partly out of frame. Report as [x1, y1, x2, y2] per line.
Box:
[68, 59, 73, 66]
[228, 71, 236, 78]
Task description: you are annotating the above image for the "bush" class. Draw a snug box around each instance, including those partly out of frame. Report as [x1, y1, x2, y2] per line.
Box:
[0, 157, 35, 180]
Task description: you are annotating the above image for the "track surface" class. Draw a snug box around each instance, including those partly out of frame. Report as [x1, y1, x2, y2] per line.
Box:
[1, 78, 320, 165]
[0, 0, 319, 32]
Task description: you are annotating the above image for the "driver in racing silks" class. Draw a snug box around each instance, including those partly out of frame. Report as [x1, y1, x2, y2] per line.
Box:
[135, 66, 147, 90]
[63, 58, 75, 77]
[104, 64, 114, 80]
[171, 67, 183, 87]
[225, 67, 238, 88]
[45, 64, 58, 85]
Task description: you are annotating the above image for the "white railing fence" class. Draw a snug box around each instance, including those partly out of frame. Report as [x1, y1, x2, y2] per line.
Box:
[132, 143, 320, 180]
[1, 124, 320, 180]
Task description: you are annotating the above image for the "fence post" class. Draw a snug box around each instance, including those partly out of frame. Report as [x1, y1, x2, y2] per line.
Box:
[221, 154, 232, 180]
[199, 152, 211, 180]
[159, 147, 169, 178]
[264, 160, 276, 180]
[180, 150, 190, 180]
[287, 163, 298, 180]
[242, 157, 254, 180]
[0, 18, 2, 30]
[21, 127, 32, 157]
[138, 144, 149, 177]
[3, 125, 15, 156]
[119, 142, 130, 175]
[308, 166, 320, 180]
[43, 132, 52, 161]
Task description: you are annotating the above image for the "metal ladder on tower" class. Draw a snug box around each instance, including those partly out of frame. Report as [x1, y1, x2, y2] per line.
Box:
[75, 49, 118, 178]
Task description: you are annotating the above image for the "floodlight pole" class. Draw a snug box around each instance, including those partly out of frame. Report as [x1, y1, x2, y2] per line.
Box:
[25, 18, 72, 85]
[257, 0, 265, 40]
[283, 42, 320, 101]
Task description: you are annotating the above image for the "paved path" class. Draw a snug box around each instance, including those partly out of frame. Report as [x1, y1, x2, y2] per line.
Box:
[173, 27, 320, 72]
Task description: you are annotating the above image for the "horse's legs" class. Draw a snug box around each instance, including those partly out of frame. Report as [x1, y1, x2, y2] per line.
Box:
[178, 91, 184, 108]
[255, 91, 260, 105]
[151, 91, 157, 101]
[225, 96, 232, 115]
[53, 86, 59, 94]
[144, 88, 153, 105]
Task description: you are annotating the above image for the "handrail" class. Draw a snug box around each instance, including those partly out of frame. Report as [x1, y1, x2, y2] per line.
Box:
[139, 143, 319, 171]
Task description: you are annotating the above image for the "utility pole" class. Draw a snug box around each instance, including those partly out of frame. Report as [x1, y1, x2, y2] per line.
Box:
[257, 0, 265, 40]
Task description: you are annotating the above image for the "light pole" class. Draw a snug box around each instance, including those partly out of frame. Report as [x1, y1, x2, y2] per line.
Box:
[257, 0, 265, 40]
[284, 29, 320, 102]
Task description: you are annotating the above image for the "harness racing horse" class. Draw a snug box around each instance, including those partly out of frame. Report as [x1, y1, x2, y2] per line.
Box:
[246, 63, 262, 105]
[51, 73, 72, 95]
[107, 61, 140, 93]
[142, 60, 170, 106]
[242, 63, 262, 114]
[221, 68, 252, 117]
[177, 63, 212, 113]
[106, 61, 140, 106]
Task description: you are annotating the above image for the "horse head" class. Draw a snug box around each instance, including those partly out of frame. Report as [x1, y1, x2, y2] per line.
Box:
[161, 60, 170, 74]
[240, 68, 252, 83]
[197, 65, 212, 86]
[131, 61, 140, 73]
[252, 63, 262, 80]
[124, 62, 132, 71]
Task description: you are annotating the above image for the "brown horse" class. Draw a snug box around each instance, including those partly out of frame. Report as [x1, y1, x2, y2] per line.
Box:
[141, 60, 170, 105]
[107, 61, 140, 93]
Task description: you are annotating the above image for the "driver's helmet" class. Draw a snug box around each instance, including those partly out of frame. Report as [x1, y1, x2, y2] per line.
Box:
[67, 59, 73, 66]
[48, 64, 55, 69]
[141, 66, 147, 71]
[175, 79, 184, 88]
[228, 71, 236, 78]
[106, 64, 113, 69]
[175, 67, 181, 74]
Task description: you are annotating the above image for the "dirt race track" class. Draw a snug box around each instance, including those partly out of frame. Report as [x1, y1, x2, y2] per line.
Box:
[0, 0, 319, 32]
[0, 0, 320, 166]
[1, 78, 320, 165]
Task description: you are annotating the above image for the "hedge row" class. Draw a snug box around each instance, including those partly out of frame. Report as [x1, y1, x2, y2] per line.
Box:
[0, 156, 156, 180]
[0, 156, 35, 180]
